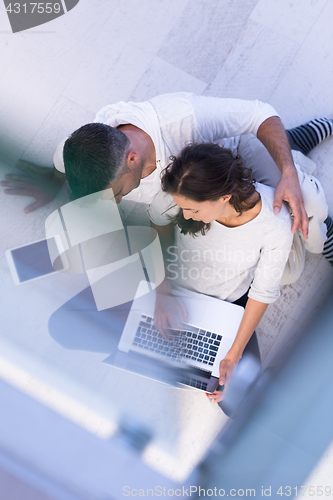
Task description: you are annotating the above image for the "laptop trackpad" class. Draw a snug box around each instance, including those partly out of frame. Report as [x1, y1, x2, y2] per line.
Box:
[181, 296, 207, 326]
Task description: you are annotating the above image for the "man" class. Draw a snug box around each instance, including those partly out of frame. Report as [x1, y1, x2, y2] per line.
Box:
[1, 93, 332, 260]
[0, 94, 305, 226]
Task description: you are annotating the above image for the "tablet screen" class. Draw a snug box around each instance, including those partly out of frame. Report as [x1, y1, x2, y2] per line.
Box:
[9, 237, 64, 283]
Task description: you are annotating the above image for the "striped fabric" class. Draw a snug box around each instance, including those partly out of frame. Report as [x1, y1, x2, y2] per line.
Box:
[287, 118, 333, 156]
[323, 216, 333, 266]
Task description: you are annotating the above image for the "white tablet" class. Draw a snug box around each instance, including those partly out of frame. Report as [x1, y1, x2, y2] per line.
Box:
[5, 235, 69, 285]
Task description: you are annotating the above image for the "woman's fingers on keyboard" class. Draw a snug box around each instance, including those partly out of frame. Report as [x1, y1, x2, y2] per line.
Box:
[154, 313, 173, 339]
[154, 293, 187, 337]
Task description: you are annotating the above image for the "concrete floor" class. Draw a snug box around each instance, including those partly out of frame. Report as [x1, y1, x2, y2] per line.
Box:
[0, 0, 332, 497]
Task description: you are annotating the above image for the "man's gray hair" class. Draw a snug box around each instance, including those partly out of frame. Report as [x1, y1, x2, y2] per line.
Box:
[63, 122, 130, 199]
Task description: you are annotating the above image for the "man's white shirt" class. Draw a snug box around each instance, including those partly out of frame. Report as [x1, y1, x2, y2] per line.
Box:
[53, 92, 278, 204]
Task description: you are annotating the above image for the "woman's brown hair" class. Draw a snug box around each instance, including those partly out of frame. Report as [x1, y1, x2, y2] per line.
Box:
[161, 143, 258, 236]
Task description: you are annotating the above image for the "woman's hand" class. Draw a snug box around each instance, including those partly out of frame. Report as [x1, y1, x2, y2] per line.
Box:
[206, 356, 238, 403]
[207, 298, 268, 404]
[154, 280, 188, 339]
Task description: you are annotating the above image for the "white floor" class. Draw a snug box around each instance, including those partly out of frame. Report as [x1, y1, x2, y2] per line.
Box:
[0, 0, 333, 497]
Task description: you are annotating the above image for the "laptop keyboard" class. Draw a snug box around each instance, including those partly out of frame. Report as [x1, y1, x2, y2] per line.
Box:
[179, 375, 208, 391]
[133, 314, 223, 367]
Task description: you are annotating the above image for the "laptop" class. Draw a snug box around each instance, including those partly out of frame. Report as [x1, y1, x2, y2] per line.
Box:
[104, 281, 244, 394]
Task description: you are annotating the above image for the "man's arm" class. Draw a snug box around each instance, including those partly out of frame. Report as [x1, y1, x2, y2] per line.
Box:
[0, 160, 66, 213]
[257, 116, 308, 238]
[190, 95, 308, 238]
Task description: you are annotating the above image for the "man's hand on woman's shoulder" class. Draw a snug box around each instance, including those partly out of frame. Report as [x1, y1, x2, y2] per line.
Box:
[273, 168, 308, 239]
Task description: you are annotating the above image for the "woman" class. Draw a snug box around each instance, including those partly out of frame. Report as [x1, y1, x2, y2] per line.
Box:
[148, 143, 295, 404]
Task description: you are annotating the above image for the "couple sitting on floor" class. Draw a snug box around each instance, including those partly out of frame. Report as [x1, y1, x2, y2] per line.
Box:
[4, 93, 332, 407]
